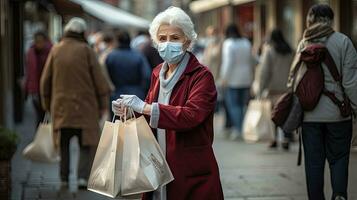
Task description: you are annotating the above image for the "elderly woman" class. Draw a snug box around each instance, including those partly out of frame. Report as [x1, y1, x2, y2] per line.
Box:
[41, 18, 110, 188]
[288, 4, 357, 200]
[112, 6, 224, 200]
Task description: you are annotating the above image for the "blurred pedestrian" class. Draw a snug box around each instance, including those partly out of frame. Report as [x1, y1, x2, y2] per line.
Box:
[106, 30, 151, 117]
[112, 6, 224, 200]
[40, 17, 111, 189]
[131, 30, 150, 51]
[220, 23, 254, 140]
[202, 26, 222, 82]
[255, 29, 293, 150]
[141, 34, 164, 69]
[289, 4, 357, 200]
[98, 32, 116, 92]
[202, 25, 228, 121]
[25, 31, 52, 126]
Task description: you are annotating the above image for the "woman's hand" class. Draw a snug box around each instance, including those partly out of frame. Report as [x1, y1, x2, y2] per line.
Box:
[119, 95, 146, 114]
[111, 99, 125, 117]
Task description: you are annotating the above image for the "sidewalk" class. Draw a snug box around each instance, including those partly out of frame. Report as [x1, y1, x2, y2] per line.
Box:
[11, 99, 112, 200]
[11, 100, 357, 199]
[213, 114, 357, 200]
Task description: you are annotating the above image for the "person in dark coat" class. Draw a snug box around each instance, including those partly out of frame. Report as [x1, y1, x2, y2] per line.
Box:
[40, 17, 111, 189]
[112, 6, 224, 200]
[105, 30, 151, 117]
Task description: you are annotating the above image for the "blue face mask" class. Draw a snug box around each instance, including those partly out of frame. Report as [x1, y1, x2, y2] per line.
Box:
[157, 42, 185, 64]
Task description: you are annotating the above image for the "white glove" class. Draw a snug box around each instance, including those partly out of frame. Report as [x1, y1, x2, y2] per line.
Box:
[120, 95, 146, 114]
[112, 99, 125, 117]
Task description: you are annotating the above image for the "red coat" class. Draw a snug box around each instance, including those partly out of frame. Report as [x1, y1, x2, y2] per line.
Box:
[25, 42, 52, 94]
[143, 53, 224, 200]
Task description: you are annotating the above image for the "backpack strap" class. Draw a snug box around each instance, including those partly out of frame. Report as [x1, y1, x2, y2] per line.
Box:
[322, 49, 356, 118]
[323, 50, 342, 83]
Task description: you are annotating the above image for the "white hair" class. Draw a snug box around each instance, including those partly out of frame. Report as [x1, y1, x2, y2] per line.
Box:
[149, 6, 197, 46]
[64, 17, 87, 33]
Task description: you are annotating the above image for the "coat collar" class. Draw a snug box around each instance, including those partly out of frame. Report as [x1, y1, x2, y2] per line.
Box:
[152, 52, 202, 78]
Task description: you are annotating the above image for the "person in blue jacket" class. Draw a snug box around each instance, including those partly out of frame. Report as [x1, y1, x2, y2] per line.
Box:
[105, 30, 151, 117]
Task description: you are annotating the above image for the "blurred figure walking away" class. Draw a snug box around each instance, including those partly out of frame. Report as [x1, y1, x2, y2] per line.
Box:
[289, 4, 357, 200]
[131, 30, 150, 51]
[220, 23, 254, 140]
[202, 26, 222, 82]
[141, 35, 164, 69]
[98, 32, 116, 92]
[106, 30, 151, 117]
[255, 29, 293, 150]
[25, 31, 52, 126]
[40, 17, 111, 189]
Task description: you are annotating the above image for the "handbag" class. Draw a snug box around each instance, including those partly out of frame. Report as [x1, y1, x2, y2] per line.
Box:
[22, 113, 60, 163]
[243, 99, 274, 142]
[271, 54, 303, 132]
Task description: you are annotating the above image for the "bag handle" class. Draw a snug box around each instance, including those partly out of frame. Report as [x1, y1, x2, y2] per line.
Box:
[123, 107, 136, 122]
[43, 112, 51, 124]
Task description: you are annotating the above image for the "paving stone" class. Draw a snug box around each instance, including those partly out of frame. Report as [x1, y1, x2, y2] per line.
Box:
[247, 197, 291, 200]
[38, 187, 58, 198]
[23, 187, 39, 198]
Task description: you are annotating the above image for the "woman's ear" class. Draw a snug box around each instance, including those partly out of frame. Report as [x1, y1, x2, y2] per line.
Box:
[183, 40, 191, 51]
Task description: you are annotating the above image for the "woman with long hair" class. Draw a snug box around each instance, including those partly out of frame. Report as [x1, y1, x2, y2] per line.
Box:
[255, 29, 294, 150]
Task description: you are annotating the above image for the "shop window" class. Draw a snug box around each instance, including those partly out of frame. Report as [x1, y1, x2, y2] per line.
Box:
[277, 0, 296, 47]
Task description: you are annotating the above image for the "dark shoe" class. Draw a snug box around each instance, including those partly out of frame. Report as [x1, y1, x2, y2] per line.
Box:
[78, 178, 87, 190]
[268, 141, 277, 148]
[335, 196, 346, 200]
[282, 142, 290, 151]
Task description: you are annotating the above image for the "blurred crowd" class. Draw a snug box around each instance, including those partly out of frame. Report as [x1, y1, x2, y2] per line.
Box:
[22, 4, 357, 200]
[23, 17, 296, 187]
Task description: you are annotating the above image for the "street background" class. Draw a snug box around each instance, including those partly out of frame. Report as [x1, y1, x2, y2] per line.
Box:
[11, 99, 357, 200]
[1, 0, 357, 200]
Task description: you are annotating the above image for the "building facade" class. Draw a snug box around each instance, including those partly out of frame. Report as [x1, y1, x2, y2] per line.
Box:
[190, 0, 357, 52]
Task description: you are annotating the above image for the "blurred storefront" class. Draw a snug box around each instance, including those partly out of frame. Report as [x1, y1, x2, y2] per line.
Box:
[1, 0, 25, 128]
[0, 0, 151, 128]
[190, 0, 357, 51]
[190, 0, 255, 39]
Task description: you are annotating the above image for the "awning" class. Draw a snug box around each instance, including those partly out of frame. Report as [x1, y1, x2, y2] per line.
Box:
[70, 0, 150, 29]
[52, 0, 84, 16]
[189, 0, 255, 13]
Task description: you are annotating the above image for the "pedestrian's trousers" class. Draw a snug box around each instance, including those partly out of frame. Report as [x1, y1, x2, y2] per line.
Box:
[60, 128, 95, 182]
[224, 87, 250, 133]
[302, 120, 352, 200]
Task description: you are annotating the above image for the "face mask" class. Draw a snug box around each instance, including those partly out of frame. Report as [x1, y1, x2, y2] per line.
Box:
[157, 42, 185, 64]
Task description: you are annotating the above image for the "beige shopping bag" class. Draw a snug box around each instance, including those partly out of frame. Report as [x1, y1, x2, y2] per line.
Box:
[88, 110, 173, 198]
[121, 112, 174, 196]
[87, 119, 138, 198]
[243, 99, 274, 143]
[22, 113, 60, 163]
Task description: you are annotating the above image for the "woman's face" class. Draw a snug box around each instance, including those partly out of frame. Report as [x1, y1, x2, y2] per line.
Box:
[156, 24, 190, 50]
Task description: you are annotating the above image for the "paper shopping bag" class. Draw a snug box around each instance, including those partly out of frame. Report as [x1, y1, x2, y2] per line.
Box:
[87, 119, 141, 199]
[243, 99, 274, 143]
[87, 120, 122, 197]
[22, 114, 60, 163]
[121, 114, 174, 196]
